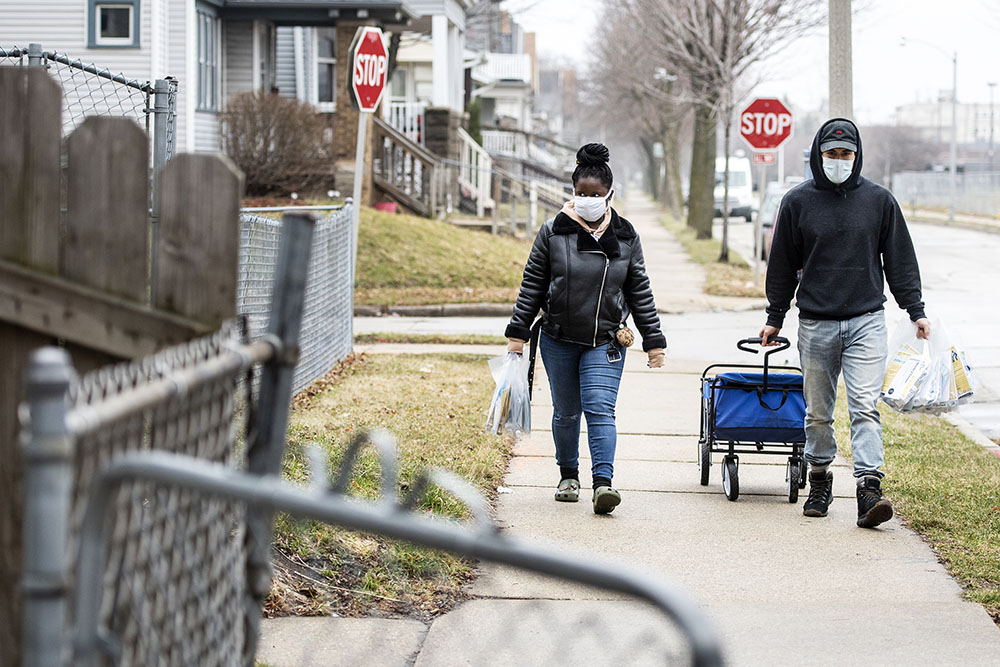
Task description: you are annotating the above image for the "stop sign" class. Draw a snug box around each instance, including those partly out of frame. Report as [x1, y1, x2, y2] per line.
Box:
[350, 26, 388, 112]
[740, 98, 793, 150]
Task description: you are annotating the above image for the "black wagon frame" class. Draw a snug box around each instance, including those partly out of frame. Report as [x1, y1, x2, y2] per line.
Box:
[699, 337, 808, 502]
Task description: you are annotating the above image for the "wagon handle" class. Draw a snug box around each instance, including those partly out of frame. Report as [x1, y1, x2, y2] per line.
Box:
[737, 337, 791, 391]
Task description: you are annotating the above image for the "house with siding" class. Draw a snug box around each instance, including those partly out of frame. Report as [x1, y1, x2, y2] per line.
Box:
[0, 0, 417, 153]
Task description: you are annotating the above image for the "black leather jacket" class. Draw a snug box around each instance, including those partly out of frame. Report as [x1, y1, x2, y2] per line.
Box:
[505, 209, 667, 351]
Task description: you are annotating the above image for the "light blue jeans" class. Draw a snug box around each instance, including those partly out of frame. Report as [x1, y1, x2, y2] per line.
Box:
[539, 331, 625, 482]
[797, 311, 888, 478]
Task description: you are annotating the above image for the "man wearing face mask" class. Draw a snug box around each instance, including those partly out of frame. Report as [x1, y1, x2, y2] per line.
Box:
[759, 118, 931, 529]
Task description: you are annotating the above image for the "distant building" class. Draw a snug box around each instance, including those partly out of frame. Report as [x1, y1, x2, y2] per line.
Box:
[895, 96, 997, 146]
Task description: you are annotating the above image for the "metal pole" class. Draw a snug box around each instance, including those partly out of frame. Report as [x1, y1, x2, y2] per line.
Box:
[21, 347, 76, 667]
[828, 0, 854, 119]
[149, 79, 171, 300]
[243, 211, 316, 661]
[27, 42, 42, 67]
[754, 162, 766, 285]
[989, 82, 996, 180]
[351, 112, 368, 286]
[949, 51, 957, 222]
[528, 181, 538, 236]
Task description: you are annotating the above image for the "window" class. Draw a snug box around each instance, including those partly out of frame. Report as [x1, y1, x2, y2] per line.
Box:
[89, 0, 140, 48]
[315, 28, 336, 112]
[197, 10, 219, 111]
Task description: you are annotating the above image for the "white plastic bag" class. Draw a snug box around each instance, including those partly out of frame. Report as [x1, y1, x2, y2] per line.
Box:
[881, 315, 976, 413]
[485, 352, 532, 436]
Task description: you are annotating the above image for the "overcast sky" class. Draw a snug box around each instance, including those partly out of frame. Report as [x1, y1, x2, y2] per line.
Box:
[507, 0, 1000, 126]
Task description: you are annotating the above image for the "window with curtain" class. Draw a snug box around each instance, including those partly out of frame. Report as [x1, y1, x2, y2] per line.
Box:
[197, 9, 219, 111]
[315, 28, 336, 112]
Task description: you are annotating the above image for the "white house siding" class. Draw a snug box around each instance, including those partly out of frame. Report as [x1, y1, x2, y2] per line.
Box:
[275, 26, 297, 99]
[194, 110, 220, 152]
[167, 0, 192, 152]
[225, 21, 254, 96]
[0, 0, 158, 132]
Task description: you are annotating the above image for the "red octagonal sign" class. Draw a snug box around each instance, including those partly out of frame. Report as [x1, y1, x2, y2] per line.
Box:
[350, 26, 388, 112]
[740, 98, 793, 151]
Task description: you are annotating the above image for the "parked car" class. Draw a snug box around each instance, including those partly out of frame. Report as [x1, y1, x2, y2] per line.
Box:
[758, 178, 803, 260]
[714, 156, 755, 222]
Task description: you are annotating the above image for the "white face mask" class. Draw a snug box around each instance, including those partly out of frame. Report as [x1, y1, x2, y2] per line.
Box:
[822, 157, 854, 185]
[574, 191, 612, 222]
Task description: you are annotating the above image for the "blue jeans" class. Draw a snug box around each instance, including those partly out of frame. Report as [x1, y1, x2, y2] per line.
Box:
[539, 331, 625, 482]
[797, 311, 888, 478]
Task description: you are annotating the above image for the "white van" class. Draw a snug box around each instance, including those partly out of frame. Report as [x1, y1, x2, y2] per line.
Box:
[714, 156, 754, 222]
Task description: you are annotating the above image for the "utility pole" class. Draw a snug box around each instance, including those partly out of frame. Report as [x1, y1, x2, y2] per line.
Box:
[828, 0, 854, 119]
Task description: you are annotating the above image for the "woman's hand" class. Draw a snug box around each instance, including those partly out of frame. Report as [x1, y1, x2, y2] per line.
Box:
[646, 348, 665, 368]
[507, 338, 525, 355]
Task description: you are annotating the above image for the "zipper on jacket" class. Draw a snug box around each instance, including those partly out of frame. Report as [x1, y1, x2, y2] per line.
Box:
[581, 250, 610, 346]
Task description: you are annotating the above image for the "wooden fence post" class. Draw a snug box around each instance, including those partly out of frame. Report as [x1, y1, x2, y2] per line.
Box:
[155, 153, 243, 326]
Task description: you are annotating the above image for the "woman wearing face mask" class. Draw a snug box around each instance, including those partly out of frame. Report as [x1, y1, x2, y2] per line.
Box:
[505, 143, 668, 515]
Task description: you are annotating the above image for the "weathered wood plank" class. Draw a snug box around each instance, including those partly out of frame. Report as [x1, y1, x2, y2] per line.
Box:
[154, 153, 242, 326]
[63, 117, 149, 303]
[0, 258, 212, 359]
[0, 68, 61, 271]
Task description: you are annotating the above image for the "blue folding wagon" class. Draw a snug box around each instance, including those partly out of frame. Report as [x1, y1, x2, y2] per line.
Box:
[699, 337, 807, 502]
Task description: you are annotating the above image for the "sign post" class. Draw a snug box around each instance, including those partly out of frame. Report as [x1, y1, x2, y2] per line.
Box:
[740, 98, 793, 284]
[348, 26, 389, 286]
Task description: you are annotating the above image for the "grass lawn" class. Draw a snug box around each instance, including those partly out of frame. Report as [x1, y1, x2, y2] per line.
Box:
[355, 332, 508, 346]
[267, 353, 511, 620]
[660, 212, 765, 298]
[355, 207, 530, 306]
[834, 395, 1000, 620]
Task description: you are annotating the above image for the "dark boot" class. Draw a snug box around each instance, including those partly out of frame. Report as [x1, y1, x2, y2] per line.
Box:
[857, 476, 893, 528]
[802, 469, 834, 517]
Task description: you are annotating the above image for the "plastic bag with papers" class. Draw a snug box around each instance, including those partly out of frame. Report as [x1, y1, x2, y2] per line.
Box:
[485, 352, 531, 436]
[881, 315, 976, 413]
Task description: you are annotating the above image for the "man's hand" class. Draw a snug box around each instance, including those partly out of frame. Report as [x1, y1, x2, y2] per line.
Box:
[915, 318, 931, 340]
[759, 325, 782, 346]
[647, 348, 665, 368]
[507, 338, 525, 354]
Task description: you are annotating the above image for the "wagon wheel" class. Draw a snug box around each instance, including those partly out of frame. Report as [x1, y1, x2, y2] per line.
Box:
[722, 455, 739, 501]
[698, 439, 711, 486]
[798, 456, 808, 489]
[786, 458, 800, 503]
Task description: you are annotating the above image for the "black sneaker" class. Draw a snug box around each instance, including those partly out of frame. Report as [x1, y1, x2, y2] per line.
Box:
[857, 477, 893, 528]
[803, 469, 834, 517]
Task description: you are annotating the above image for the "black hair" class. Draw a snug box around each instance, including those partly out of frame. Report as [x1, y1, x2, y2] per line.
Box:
[572, 143, 614, 189]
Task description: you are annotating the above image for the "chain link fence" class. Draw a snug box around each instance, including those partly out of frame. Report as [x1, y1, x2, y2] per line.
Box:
[892, 170, 1000, 217]
[66, 323, 249, 666]
[239, 206, 354, 395]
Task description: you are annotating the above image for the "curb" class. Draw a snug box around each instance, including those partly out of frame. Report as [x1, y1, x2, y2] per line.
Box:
[943, 413, 1000, 455]
[355, 299, 769, 318]
[910, 216, 1000, 235]
[354, 303, 513, 317]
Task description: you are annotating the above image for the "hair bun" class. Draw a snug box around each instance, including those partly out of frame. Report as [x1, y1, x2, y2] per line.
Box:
[576, 143, 610, 166]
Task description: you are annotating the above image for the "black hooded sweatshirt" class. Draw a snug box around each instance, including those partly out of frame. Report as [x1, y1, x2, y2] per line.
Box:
[765, 118, 925, 328]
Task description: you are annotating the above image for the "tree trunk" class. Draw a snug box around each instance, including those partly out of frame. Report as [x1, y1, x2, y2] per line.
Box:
[688, 102, 717, 240]
[666, 120, 684, 219]
[720, 105, 732, 263]
[657, 130, 673, 212]
[639, 137, 659, 200]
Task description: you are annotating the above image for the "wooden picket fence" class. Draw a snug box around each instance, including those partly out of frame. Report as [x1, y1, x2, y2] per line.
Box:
[0, 67, 242, 666]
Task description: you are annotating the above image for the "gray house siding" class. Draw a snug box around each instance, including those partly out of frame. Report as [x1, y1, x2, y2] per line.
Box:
[225, 21, 254, 96]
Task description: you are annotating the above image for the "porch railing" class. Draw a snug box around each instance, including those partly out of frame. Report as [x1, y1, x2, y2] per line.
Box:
[457, 128, 494, 217]
[372, 116, 441, 217]
[385, 100, 425, 145]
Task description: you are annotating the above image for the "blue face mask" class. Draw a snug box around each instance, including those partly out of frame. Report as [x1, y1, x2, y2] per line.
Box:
[822, 157, 854, 185]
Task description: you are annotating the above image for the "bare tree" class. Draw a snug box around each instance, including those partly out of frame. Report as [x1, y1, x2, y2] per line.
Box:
[586, 3, 691, 217]
[624, 0, 823, 260]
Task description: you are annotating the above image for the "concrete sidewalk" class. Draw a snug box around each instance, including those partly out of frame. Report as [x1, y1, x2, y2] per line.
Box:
[257, 196, 1000, 665]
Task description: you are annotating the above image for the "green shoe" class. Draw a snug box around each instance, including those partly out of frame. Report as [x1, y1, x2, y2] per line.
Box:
[592, 486, 622, 514]
[554, 478, 580, 502]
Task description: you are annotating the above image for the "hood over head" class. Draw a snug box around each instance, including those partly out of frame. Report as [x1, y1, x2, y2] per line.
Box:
[810, 117, 863, 191]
